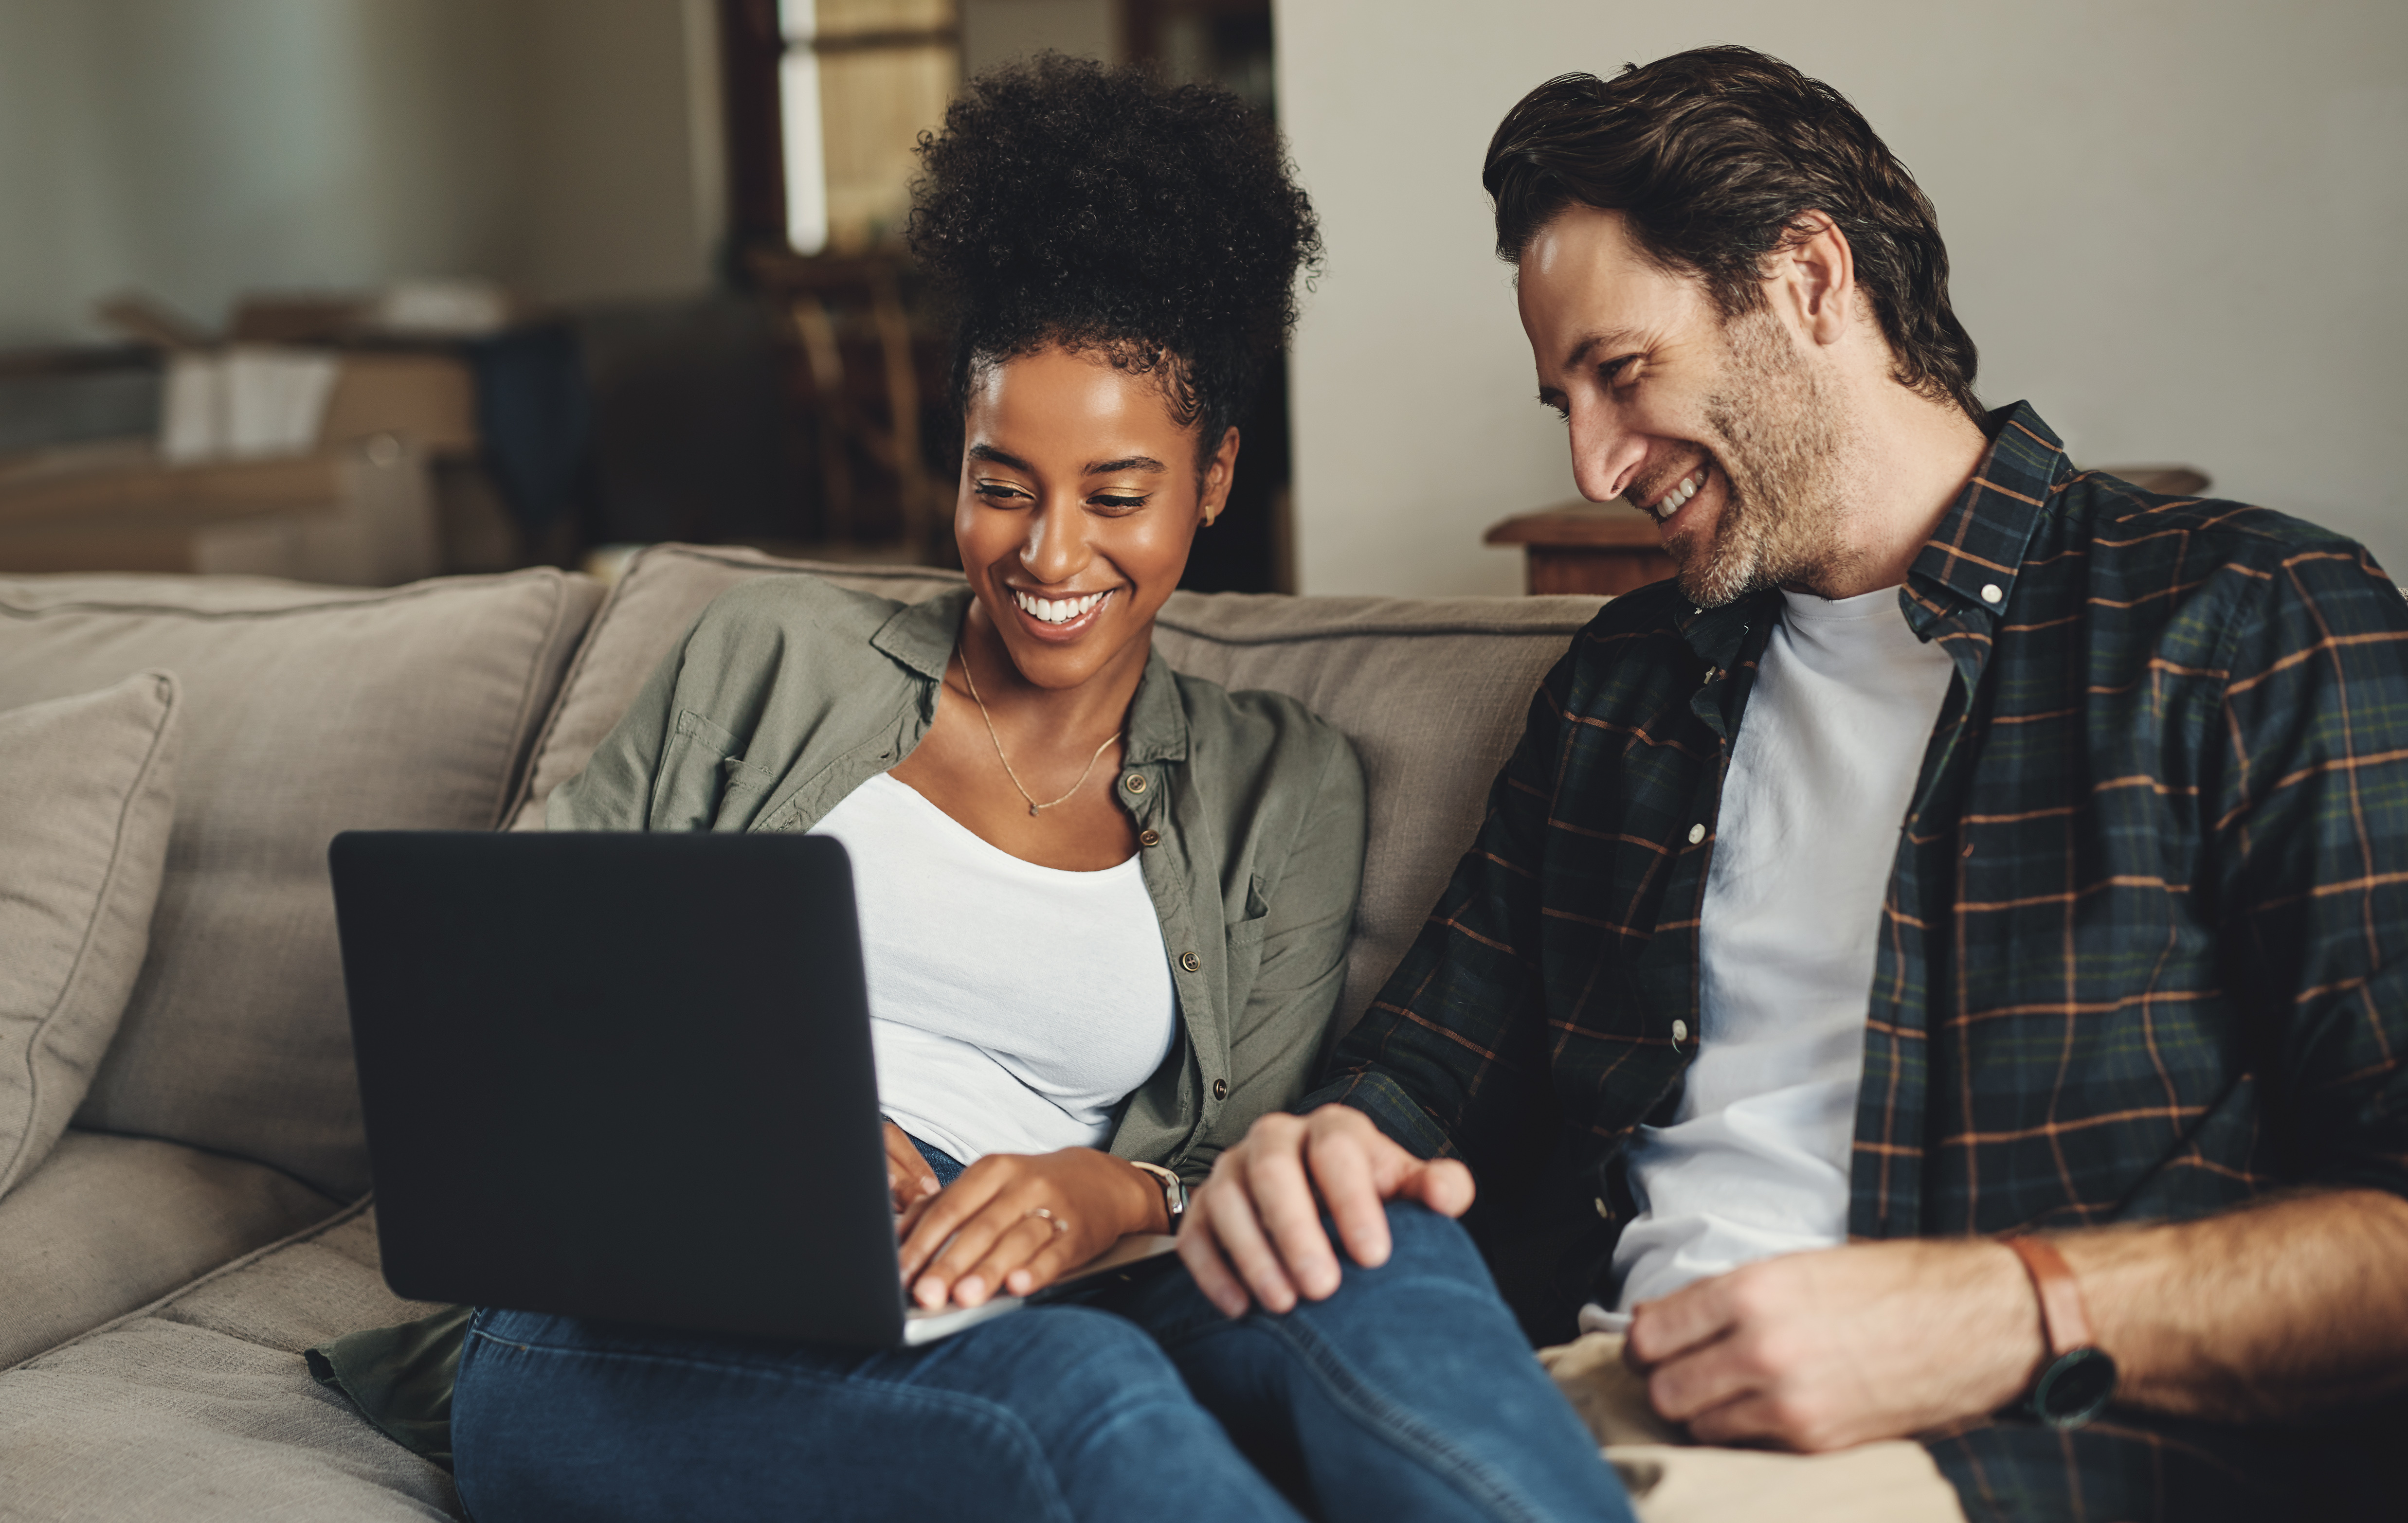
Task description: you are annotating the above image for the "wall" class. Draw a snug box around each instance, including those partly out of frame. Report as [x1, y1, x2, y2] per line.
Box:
[513, 0, 726, 305]
[1274, 0, 2408, 594]
[0, 0, 720, 347]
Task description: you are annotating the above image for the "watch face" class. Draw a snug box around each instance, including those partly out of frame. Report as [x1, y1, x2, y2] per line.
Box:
[2032, 1347, 2118, 1430]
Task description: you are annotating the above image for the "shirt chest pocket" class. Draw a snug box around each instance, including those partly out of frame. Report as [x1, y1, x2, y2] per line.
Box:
[657, 710, 781, 829]
[1225, 875, 1273, 951]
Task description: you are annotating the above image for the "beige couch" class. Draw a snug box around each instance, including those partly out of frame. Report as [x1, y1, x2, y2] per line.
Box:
[0, 544, 1602, 1520]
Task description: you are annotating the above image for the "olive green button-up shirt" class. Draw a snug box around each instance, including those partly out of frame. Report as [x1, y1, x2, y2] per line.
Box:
[552, 575, 1368, 1181]
[310, 576, 1366, 1468]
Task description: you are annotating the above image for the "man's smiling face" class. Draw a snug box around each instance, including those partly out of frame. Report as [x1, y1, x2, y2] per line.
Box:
[1519, 203, 1854, 607]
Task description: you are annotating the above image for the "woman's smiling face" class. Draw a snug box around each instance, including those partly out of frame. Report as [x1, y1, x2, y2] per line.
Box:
[954, 345, 1237, 690]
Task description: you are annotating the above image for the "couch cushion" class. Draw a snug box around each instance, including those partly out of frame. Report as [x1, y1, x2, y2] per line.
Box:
[1144, 593, 1603, 1035]
[0, 570, 605, 1198]
[0, 1130, 338, 1368]
[508, 545, 1603, 1034]
[0, 673, 180, 1197]
[0, 1201, 458, 1520]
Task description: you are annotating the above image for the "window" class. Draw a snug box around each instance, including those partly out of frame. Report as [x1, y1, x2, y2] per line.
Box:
[777, 0, 960, 255]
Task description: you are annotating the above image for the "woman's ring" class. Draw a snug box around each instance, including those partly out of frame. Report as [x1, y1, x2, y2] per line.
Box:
[1029, 1207, 1068, 1235]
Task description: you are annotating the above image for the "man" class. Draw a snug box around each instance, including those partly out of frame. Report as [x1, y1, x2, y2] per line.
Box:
[1177, 45, 2408, 1522]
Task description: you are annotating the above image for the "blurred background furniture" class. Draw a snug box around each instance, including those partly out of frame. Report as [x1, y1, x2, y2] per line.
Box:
[747, 248, 947, 564]
[1484, 503, 1674, 596]
[0, 312, 477, 584]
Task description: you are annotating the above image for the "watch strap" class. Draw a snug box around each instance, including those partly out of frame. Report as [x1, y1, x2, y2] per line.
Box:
[1127, 1161, 1186, 1223]
[2003, 1235, 2094, 1355]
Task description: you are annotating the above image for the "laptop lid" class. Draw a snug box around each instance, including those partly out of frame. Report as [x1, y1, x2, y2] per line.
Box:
[329, 830, 908, 1347]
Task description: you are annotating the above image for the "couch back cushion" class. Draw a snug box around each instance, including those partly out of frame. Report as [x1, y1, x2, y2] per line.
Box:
[0, 571, 603, 1197]
[0, 672, 181, 1199]
[511, 545, 1601, 1039]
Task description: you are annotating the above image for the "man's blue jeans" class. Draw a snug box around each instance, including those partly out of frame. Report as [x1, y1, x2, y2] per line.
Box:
[451, 1201, 1633, 1523]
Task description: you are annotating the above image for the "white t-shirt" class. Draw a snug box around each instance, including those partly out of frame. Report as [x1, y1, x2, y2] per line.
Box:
[809, 773, 1178, 1166]
[1598, 585, 1956, 1323]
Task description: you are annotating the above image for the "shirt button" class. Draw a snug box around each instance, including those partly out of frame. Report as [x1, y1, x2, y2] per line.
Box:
[1179, 950, 1201, 973]
[1124, 773, 1147, 794]
[1671, 1019, 1689, 1043]
[1686, 823, 1706, 845]
[1212, 1077, 1228, 1101]
[1980, 583, 2004, 605]
[1139, 828, 1161, 847]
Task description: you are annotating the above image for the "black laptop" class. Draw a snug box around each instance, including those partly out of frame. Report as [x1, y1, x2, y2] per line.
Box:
[328, 830, 1169, 1350]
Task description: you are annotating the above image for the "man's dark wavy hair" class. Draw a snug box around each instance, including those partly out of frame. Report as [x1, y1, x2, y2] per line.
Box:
[1484, 47, 1980, 417]
[907, 54, 1321, 454]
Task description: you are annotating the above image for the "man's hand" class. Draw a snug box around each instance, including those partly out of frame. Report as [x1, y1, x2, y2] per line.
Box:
[1176, 1103, 1475, 1317]
[1625, 1238, 2042, 1451]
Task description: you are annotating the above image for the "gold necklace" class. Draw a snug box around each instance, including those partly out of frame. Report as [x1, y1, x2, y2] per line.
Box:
[956, 642, 1123, 816]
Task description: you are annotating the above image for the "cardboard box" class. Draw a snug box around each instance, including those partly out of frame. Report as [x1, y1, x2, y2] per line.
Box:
[318, 353, 478, 456]
[0, 439, 437, 584]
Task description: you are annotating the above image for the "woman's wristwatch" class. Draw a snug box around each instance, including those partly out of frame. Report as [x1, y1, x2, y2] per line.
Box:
[2002, 1235, 2118, 1429]
[1127, 1161, 1188, 1231]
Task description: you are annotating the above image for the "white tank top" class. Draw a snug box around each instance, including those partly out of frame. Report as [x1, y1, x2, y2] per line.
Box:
[808, 772, 1178, 1165]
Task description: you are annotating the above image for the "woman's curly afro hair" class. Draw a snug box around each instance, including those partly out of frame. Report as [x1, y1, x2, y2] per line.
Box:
[907, 54, 1320, 455]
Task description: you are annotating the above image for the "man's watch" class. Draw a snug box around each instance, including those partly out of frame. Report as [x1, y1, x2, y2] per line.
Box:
[2002, 1235, 2118, 1430]
[1128, 1161, 1188, 1230]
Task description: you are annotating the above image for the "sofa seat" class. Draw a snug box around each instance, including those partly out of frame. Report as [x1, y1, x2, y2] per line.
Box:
[0, 1130, 339, 1369]
[0, 1200, 457, 1521]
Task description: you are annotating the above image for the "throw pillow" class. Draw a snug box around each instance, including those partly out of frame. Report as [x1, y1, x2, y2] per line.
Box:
[0, 671, 180, 1198]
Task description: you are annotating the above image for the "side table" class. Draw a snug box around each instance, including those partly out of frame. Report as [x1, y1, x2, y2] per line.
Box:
[1484, 501, 1673, 596]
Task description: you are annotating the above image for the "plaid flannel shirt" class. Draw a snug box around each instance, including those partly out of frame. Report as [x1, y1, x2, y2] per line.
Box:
[1310, 403, 2408, 1521]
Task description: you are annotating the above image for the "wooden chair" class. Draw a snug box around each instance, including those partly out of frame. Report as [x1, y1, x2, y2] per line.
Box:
[746, 249, 941, 561]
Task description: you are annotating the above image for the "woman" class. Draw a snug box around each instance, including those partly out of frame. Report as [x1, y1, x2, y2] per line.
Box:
[323, 57, 1630, 1523]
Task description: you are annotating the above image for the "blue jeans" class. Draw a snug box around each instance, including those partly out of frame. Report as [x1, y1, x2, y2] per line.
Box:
[453, 1158, 1631, 1523]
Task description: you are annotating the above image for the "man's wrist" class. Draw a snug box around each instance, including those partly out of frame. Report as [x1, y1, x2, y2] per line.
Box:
[1968, 1240, 2057, 1415]
[2003, 1235, 2120, 1428]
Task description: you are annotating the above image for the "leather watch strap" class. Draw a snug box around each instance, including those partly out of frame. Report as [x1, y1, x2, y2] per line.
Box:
[2003, 1235, 2093, 1355]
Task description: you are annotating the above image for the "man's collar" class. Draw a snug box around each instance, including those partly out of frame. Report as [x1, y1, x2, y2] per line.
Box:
[1674, 401, 2068, 663]
[870, 583, 1189, 763]
[1901, 401, 2067, 634]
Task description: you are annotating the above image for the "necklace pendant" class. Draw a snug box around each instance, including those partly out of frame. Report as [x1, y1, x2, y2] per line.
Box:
[1028, 803, 1041, 817]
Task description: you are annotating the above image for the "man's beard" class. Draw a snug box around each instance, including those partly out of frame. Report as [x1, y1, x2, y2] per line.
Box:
[1665, 308, 1855, 608]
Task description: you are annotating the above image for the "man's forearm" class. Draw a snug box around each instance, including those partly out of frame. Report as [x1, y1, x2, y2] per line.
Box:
[2061, 1187, 2408, 1423]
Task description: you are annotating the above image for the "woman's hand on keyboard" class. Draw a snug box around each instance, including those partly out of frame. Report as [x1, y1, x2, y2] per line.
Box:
[884, 1122, 941, 1213]
[896, 1147, 1163, 1308]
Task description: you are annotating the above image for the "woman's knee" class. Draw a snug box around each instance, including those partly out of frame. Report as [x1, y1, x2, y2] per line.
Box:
[935, 1305, 1194, 1415]
[455, 1317, 1076, 1523]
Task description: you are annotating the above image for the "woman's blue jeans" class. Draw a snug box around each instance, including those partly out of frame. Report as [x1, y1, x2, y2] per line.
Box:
[451, 1194, 1633, 1523]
